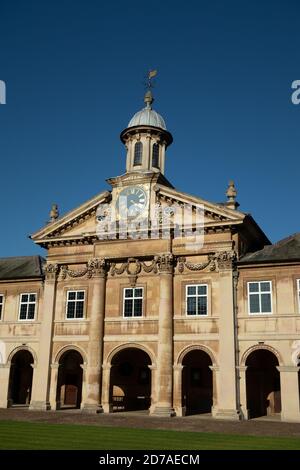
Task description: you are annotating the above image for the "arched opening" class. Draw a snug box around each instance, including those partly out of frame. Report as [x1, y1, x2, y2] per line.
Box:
[110, 348, 151, 412]
[8, 350, 34, 406]
[182, 349, 213, 415]
[133, 142, 143, 166]
[152, 143, 159, 168]
[56, 350, 83, 409]
[246, 349, 281, 419]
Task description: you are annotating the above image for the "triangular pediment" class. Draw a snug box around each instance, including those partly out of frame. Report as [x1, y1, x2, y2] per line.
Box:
[154, 184, 246, 227]
[30, 190, 111, 246]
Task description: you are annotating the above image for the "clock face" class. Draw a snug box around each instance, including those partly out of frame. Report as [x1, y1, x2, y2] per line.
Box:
[116, 186, 148, 219]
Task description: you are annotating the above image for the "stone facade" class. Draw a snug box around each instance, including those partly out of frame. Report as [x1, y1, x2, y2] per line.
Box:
[0, 91, 299, 421]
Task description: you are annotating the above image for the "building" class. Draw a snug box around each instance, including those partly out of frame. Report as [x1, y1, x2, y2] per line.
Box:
[0, 89, 299, 421]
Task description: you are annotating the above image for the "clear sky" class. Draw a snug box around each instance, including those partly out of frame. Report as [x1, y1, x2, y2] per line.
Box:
[0, 0, 299, 257]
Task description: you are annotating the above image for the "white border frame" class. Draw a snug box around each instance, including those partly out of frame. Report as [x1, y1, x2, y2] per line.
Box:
[297, 279, 300, 314]
[65, 289, 86, 320]
[247, 281, 273, 315]
[18, 292, 37, 322]
[123, 287, 144, 319]
[185, 283, 208, 317]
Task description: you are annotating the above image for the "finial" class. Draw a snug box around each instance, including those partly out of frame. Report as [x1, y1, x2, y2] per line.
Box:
[144, 89, 154, 109]
[49, 203, 59, 222]
[143, 69, 157, 109]
[226, 180, 239, 210]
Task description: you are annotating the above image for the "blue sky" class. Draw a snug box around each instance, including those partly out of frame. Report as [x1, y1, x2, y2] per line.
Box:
[0, 0, 299, 257]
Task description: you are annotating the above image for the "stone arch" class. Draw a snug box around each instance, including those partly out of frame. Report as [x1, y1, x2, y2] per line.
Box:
[7, 345, 37, 366]
[54, 345, 87, 365]
[241, 344, 283, 367]
[105, 343, 156, 368]
[176, 345, 217, 367]
[55, 348, 84, 409]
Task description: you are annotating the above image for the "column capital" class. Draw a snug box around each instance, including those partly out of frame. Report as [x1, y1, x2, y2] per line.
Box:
[216, 251, 236, 271]
[87, 258, 107, 278]
[277, 366, 300, 373]
[236, 366, 248, 372]
[173, 364, 184, 371]
[50, 363, 60, 370]
[209, 365, 219, 372]
[157, 253, 174, 274]
[44, 263, 60, 281]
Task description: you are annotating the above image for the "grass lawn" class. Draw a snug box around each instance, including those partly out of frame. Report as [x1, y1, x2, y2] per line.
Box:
[0, 420, 299, 450]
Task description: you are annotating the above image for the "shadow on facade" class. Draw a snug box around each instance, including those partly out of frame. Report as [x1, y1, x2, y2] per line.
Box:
[182, 349, 213, 415]
[246, 349, 281, 419]
[8, 350, 33, 407]
[109, 348, 151, 412]
[56, 350, 83, 409]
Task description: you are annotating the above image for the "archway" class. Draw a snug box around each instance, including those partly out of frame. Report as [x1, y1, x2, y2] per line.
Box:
[182, 349, 213, 415]
[246, 349, 281, 419]
[8, 350, 34, 406]
[56, 350, 83, 409]
[110, 348, 151, 412]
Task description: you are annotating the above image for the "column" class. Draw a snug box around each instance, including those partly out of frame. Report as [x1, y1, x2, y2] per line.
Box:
[277, 366, 300, 422]
[237, 366, 248, 420]
[30, 264, 59, 410]
[148, 365, 157, 414]
[214, 252, 240, 420]
[173, 364, 184, 416]
[0, 364, 10, 408]
[101, 364, 112, 413]
[49, 363, 59, 410]
[151, 254, 175, 416]
[209, 365, 219, 417]
[82, 259, 107, 413]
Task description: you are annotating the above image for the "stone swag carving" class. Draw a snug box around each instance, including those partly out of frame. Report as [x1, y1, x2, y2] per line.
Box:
[177, 251, 236, 273]
[110, 257, 159, 287]
[59, 258, 107, 280]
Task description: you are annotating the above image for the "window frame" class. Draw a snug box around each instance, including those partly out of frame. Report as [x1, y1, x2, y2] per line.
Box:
[247, 280, 273, 315]
[65, 290, 86, 320]
[123, 287, 144, 318]
[133, 141, 143, 166]
[18, 292, 37, 321]
[185, 283, 208, 317]
[0, 294, 4, 321]
[152, 143, 160, 168]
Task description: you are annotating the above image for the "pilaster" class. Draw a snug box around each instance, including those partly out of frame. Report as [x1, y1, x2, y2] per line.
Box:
[30, 264, 58, 410]
[277, 366, 300, 422]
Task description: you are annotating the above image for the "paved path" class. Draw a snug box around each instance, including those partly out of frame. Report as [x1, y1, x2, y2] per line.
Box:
[0, 408, 300, 437]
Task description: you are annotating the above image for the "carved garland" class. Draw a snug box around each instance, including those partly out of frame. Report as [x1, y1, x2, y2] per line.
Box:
[59, 258, 107, 280]
[177, 251, 236, 273]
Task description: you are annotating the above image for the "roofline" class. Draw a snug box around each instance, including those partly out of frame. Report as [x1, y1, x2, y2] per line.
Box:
[120, 125, 173, 146]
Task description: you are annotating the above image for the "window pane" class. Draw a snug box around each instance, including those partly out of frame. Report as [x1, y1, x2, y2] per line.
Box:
[134, 142, 143, 166]
[134, 298, 143, 316]
[134, 288, 143, 298]
[0, 295, 3, 303]
[28, 304, 35, 319]
[68, 291, 76, 300]
[261, 293, 271, 313]
[187, 297, 196, 315]
[77, 291, 84, 300]
[152, 143, 159, 168]
[21, 294, 28, 302]
[260, 282, 271, 292]
[67, 301, 75, 318]
[124, 299, 133, 317]
[249, 283, 259, 293]
[124, 289, 133, 298]
[198, 285, 207, 295]
[29, 294, 36, 302]
[187, 286, 196, 295]
[249, 294, 260, 313]
[75, 301, 84, 318]
[19, 304, 27, 320]
[198, 296, 207, 315]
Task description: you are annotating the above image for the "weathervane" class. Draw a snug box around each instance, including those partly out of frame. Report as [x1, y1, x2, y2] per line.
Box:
[144, 69, 157, 90]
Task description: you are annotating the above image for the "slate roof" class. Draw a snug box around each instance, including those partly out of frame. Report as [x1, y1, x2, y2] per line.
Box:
[0, 255, 45, 280]
[239, 233, 300, 264]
